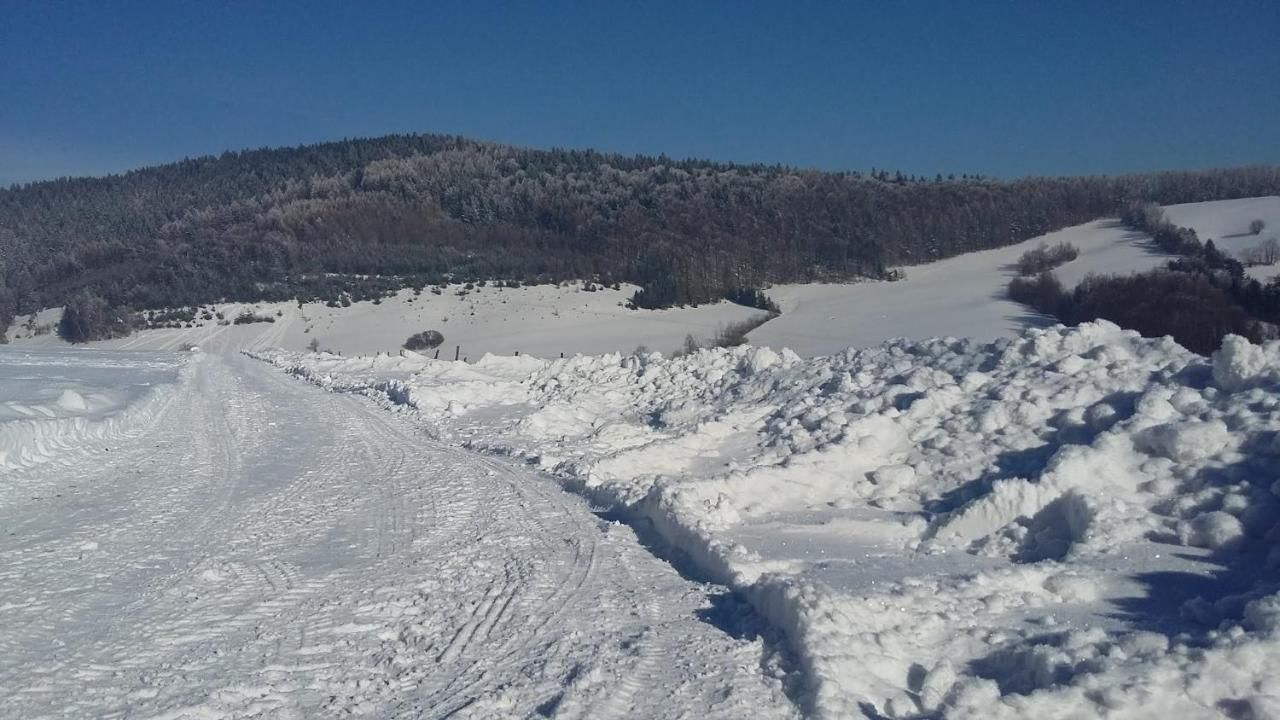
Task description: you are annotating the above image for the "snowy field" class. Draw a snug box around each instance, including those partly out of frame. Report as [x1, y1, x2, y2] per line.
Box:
[0, 348, 186, 477]
[750, 196, 1280, 356]
[0, 345, 798, 718]
[1164, 196, 1280, 282]
[262, 322, 1280, 718]
[5, 282, 760, 359]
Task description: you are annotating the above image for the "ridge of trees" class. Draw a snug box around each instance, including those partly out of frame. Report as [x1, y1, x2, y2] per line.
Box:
[56, 291, 136, 343]
[2, 131, 1279, 341]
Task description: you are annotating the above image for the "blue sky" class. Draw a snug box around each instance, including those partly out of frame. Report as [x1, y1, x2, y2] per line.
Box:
[2, 1, 1277, 186]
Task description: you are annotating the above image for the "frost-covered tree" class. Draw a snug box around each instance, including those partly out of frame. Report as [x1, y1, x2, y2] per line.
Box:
[58, 291, 134, 343]
[0, 282, 13, 344]
[1250, 237, 1280, 265]
[1, 132, 1278, 318]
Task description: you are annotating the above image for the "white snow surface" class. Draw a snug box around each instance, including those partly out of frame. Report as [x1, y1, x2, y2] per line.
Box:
[749, 219, 1164, 356]
[6, 196, 1280, 717]
[261, 321, 1280, 719]
[1163, 196, 1280, 282]
[5, 281, 759, 358]
[0, 348, 186, 474]
[750, 197, 1280, 356]
[0, 346, 798, 719]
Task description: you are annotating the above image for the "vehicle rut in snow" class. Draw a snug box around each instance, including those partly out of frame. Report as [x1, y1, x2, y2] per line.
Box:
[0, 349, 795, 719]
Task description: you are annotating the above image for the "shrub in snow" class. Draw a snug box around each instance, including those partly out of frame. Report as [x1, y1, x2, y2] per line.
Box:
[232, 310, 275, 325]
[403, 330, 445, 351]
[58, 291, 135, 343]
[1016, 241, 1080, 276]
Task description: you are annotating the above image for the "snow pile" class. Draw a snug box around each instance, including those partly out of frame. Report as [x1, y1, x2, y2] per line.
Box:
[260, 322, 1280, 718]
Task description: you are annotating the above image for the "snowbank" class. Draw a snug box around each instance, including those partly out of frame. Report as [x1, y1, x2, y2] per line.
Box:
[258, 322, 1280, 718]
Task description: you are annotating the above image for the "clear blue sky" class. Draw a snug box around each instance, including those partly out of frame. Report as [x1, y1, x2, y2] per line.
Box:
[2, 0, 1278, 186]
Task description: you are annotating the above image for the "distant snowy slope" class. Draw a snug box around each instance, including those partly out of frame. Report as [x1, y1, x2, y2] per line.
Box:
[261, 321, 1280, 719]
[749, 219, 1164, 356]
[1163, 196, 1280, 281]
[1163, 196, 1280, 246]
[751, 196, 1280, 356]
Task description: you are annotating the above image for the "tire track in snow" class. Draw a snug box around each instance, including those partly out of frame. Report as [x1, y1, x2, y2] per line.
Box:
[0, 350, 798, 720]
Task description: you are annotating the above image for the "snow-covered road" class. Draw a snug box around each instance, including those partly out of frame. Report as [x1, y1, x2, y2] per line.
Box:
[0, 349, 796, 719]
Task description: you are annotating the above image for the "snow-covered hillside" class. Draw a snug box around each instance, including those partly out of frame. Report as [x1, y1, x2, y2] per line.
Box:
[9, 197, 1277, 359]
[262, 321, 1280, 718]
[1164, 196, 1280, 281]
[749, 219, 1162, 356]
[751, 196, 1280, 356]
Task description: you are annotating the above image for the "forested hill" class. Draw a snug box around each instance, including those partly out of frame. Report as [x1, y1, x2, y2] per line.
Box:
[2, 132, 1279, 338]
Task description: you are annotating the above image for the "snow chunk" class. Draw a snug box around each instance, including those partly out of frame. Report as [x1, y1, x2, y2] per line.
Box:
[56, 390, 89, 413]
[1244, 594, 1280, 636]
[1183, 511, 1246, 551]
[1139, 420, 1233, 463]
[1213, 335, 1280, 392]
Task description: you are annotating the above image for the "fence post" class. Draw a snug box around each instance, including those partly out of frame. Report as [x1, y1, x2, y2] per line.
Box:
[455, 345, 460, 361]
[434, 348, 440, 359]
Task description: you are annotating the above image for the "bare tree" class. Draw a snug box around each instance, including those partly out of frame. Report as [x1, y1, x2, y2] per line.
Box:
[1259, 237, 1280, 265]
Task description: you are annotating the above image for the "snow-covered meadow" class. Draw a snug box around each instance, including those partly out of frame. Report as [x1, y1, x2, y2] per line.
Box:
[5, 281, 760, 359]
[260, 321, 1280, 718]
[750, 196, 1280, 355]
[1164, 197, 1280, 282]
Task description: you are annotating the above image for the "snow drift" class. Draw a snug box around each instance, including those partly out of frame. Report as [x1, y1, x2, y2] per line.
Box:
[0, 349, 191, 478]
[258, 322, 1280, 718]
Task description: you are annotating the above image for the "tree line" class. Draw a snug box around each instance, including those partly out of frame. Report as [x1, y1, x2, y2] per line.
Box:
[2, 131, 1279, 341]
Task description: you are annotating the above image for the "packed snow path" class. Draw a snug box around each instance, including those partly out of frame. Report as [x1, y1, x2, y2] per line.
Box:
[0, 349, 795, 719]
